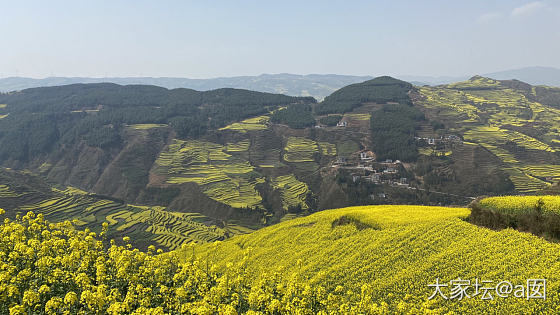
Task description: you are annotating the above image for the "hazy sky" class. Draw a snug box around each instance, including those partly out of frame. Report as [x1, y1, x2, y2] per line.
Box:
[1, 0, 559, 78]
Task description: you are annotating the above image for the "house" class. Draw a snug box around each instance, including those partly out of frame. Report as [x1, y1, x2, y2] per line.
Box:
[428, 138, 436, 145]
[360, 150, 375, 161]
[365, 173, 381, 183]
[336, 121, 348, 127]
[334, 157, 347, 165]
[445, 134, 461, 142]
[383, 167, 397, 174]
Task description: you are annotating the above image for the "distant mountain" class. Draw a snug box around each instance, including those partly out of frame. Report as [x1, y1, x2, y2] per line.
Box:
[397, 66, 560, 87]
[395, 75, 469, 86]
[0, 74, 373, 100]
[484, 66, 560, 87]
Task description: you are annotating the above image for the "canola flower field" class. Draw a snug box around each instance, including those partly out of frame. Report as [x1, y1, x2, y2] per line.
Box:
[478, 195, 560, 215]
[283, 137, 319, 163]
[1, 204, 560, 313]
[219, 115, 269, 132]
[181, 204, 560, 314]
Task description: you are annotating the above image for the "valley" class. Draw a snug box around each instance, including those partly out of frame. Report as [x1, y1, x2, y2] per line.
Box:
[1, 76, 560, 252]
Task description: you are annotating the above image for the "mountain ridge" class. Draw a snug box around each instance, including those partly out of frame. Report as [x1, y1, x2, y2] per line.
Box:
[0, 73, 373, 100]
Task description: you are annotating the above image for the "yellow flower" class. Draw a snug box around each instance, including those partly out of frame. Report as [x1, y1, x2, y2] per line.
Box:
[64, 291, 78, 305]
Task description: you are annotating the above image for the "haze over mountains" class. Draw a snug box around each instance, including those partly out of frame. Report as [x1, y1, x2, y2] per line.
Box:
[0, 74, 372, 101]
[400, 66, 560, 86]
[2, 66, 559, 100]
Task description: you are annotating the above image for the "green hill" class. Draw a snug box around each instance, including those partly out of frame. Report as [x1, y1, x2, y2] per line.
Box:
[317, 76, 412, 114]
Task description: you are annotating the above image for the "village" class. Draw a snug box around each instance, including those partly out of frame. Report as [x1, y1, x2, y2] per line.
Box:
[328, 117, 464, 197]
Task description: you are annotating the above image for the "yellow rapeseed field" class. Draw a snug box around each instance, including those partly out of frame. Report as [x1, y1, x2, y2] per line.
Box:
[2, 204, 560, 313]
[479, 195, 560, 215]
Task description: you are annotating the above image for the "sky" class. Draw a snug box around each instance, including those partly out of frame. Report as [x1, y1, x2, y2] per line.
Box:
[0, 0, 559, 78]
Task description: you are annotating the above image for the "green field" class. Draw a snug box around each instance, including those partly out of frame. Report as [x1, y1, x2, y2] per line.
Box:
[336, 140, 360, 157]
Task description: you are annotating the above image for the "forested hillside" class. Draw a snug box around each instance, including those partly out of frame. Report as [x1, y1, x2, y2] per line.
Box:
[0, 84, 314, 162]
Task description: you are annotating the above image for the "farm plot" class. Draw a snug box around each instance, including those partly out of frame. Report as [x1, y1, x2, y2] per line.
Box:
[219, 115, 269, 132]
[128, 124, 168, 130]
[272, 174, 310, 210]
[155, 139, 264, 208]
[283, 137, 319, 163]
[15, 191, 234, 250]
[318, 142, 337, 156]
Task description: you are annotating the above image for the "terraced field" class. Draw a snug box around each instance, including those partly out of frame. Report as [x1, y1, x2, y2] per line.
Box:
[418, 147, 452, 157]
[318, 141, 337, 156]
[225, 139, 250, 152]
[219, 115, 269, 132]
[523, 164, 560, 181]
[127, 123, 168, 130]
[155, 139, 264, 208]
[0, 184, 24, 198]
[16, 189, 239, 250]
[272, 174, 310, 210]
[283, 137, 319, 162]
[417, 76, 560, 193]
[464, 126, 554, 152]
[344, 113, 371, 121]
[503, 167, 550, 193]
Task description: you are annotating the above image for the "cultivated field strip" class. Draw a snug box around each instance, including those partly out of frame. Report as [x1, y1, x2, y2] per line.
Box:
[219, 115, 269, 132]
[283, 137, 319, 163]
[14, 188, 248, 250]
[155, 139, 264, 208]
[272, 174, 310, 210]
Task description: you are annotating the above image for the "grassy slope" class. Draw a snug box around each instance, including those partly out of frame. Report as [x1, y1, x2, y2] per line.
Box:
[182, 205, 560, 313]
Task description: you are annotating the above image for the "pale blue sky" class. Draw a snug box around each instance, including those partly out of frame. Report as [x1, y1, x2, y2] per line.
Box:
[0, 0, 559, 78]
